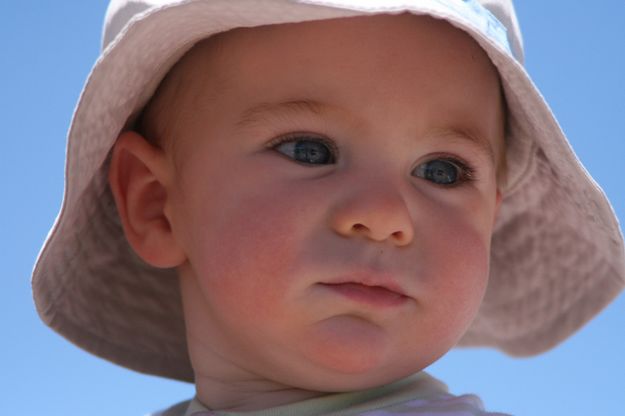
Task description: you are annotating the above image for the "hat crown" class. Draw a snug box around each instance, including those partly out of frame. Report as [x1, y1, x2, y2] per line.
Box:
[102, 0, 525, 63]
[102, 0, 173, 50]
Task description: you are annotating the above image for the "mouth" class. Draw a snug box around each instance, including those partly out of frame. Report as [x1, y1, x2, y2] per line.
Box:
[319, 281, 409, 308]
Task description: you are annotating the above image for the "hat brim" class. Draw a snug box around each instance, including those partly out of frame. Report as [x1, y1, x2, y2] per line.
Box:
[32, 0, 625, 382]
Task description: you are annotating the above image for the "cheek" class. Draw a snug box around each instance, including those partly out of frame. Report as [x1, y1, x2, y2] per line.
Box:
[181, 178, 315, 323]
[417, 206, 491, 344]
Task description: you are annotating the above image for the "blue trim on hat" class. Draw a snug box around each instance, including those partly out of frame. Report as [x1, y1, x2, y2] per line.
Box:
[440, 0, 511, 55]
[296, 0, 513, 57]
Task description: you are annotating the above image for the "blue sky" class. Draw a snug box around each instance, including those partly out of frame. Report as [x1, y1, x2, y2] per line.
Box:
[2, 1, 624, 415]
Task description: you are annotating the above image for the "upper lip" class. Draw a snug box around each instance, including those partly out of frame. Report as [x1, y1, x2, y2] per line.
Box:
[321, 269, 408, 297]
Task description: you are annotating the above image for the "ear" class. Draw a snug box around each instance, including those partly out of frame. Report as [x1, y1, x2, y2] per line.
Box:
[108, 131, 186, 268]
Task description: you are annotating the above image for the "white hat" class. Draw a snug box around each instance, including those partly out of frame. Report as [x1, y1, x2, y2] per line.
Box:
[32, 0, 625, 382]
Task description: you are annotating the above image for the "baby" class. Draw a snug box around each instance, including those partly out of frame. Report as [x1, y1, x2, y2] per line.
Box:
[32, 0, 625, 415]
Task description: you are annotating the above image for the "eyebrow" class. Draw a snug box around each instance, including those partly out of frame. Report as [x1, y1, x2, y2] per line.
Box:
[235, 99, 329, 130]
[428, 127, 497, 165]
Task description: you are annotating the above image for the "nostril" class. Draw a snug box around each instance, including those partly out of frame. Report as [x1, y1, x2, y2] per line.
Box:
[393, 231, 410, 244]
[350, 224, 410, 245]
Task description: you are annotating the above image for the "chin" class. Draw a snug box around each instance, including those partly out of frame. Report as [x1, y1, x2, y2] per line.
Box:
[298, 364, 423, 393]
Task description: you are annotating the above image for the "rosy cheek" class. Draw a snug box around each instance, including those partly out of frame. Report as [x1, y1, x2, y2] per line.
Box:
[422, 217, 490, 339]
[189, 189, 306, 321]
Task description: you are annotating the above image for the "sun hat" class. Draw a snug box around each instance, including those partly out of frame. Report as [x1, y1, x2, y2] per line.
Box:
[32, 0, 625, 383]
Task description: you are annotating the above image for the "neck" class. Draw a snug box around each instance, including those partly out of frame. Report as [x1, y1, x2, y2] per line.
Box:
[194, 374, 328, 412]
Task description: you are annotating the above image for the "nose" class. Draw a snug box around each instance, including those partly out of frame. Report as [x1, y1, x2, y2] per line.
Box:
[329, 178, 414, 246]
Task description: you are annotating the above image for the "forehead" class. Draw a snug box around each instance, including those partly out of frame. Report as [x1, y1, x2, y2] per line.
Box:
[196, 13, 497, 92]
[177, 14, 500, 114]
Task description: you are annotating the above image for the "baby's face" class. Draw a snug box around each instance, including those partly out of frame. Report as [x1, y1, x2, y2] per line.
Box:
[164, 14, 503, 395]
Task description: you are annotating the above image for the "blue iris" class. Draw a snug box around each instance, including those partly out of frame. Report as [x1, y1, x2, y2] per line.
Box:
[415, 160, 459, 185]
[293, 140, 332, 164]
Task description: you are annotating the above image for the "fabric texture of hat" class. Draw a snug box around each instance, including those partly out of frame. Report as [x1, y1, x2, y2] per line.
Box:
[32, 0, 625, 382]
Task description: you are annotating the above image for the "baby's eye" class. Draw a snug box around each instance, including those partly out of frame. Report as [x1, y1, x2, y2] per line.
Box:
[268, 135, 337, 165]
[413, 158, 474, 186]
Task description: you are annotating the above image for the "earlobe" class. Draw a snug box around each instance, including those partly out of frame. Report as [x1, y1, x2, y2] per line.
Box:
[108, 131, 186, 268]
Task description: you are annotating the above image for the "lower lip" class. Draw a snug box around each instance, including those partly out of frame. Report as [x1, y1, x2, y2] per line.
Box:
[321, 283, 409, 307]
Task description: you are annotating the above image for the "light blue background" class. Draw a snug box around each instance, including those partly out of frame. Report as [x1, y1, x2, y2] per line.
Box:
[2, 1, 624, 415]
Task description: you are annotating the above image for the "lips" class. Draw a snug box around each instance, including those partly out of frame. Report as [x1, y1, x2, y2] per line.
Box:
[319, 271, 409, 308]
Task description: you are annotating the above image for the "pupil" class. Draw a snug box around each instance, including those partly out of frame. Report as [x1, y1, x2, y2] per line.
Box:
[426, 160, 457, 184]
[294, 141, 331, 164]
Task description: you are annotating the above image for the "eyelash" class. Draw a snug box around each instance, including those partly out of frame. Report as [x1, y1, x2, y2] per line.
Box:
[266, 133, 476, 187]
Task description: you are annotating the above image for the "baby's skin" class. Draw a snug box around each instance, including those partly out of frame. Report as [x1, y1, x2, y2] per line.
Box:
[108, 13, 504, 412]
